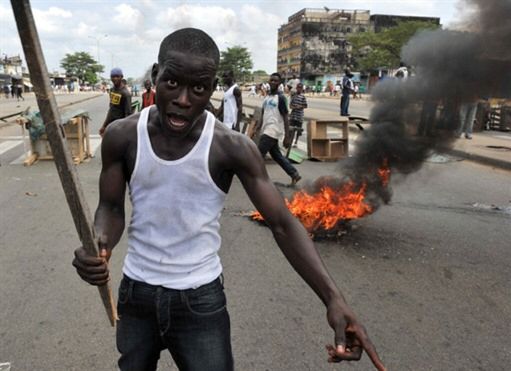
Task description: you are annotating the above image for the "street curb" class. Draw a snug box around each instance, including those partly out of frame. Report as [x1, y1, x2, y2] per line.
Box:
[0, 93, 103, 129]
[445, 149, 511, 171]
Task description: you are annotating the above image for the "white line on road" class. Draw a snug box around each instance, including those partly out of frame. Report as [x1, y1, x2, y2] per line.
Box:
[0, 140, 21, 155]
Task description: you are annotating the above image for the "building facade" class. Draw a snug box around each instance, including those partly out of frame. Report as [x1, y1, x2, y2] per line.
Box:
[0, 55, 24, 88]
[277, 8, 440, 87]
[278, 9, 371, 86]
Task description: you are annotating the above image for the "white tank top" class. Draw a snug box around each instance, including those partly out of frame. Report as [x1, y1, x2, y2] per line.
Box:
[123, 108, 226, 289]
[222, 83, 238, 128]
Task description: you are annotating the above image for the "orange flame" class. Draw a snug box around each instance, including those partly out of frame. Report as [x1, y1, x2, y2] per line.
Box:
[378, 159, 391, 187]
[252, 162, 391, 233]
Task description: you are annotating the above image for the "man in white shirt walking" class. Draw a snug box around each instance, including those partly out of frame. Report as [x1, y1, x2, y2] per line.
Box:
[216, 70, 243, 131]
[255, 72, 301, 186]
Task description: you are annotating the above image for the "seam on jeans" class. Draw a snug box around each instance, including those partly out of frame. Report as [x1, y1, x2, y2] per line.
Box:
[156, 288, 171, 336]
[184, 287, 226, 316]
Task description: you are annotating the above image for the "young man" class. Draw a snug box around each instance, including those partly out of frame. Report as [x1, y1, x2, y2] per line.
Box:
[216, 70, 242, 131]
[72, 28, 385, 371]
[141, 79, 156, 109]
[99, 68, 132, 136]
[286, 74, 300, 96]
[340, 69, 354, 117]
[256, 73, 301, 185]
[289, 82, 308, 146]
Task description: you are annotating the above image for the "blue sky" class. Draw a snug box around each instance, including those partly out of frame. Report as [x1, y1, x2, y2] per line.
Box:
[0, 0, 464, 79]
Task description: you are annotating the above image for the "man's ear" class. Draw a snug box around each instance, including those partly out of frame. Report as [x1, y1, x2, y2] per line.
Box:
[151, 63, 158, 85]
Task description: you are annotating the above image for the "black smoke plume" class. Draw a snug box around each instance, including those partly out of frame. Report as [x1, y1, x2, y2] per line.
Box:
[307, 0, 511, 213]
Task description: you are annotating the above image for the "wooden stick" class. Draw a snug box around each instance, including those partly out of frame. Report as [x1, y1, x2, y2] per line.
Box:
[10, 0, 117, 326]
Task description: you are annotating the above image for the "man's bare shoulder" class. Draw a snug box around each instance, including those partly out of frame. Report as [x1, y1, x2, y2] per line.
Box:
[211, 119, 260, 168]
[101, 112, 140, 157]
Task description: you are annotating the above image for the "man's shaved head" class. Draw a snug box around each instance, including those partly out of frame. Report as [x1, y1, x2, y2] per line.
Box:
[158, 28, 220, 67]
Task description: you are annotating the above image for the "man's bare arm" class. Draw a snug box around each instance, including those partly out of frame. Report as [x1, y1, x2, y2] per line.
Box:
[232, 137, 385, 370]
[73, 122, 129, 286]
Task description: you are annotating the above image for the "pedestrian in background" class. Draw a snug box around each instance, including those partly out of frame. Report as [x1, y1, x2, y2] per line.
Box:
[289, 82, 308, 146]
[394, 62, 409, 79]
[16, 83, 24, 101]
[255, 72, 301, 186]
[216, 70, 243, 131]
[141, 79, 155, 109]
[340, 69, 354, 117]
[458, 97, 478, 139]
[286, 74, 300, 96]
[99, 67, 132, 137]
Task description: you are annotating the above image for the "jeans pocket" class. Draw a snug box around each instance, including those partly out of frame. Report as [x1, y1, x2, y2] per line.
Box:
[185, 284, 226, 316]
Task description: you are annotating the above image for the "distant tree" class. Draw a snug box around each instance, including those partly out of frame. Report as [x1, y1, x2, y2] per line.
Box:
[219, 46, 253, 83]
[60, 52, 104, 85]
[251, 69, 269, 83]
[349, 21, 440, 71]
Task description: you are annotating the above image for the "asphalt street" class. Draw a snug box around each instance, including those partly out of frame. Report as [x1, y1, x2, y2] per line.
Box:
[0, 95, 510, 370]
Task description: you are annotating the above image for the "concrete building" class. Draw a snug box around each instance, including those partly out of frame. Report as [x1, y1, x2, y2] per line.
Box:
[277, 8, 440, 88]
[277, 8, 371, 87]
[0, 55, 24, 88]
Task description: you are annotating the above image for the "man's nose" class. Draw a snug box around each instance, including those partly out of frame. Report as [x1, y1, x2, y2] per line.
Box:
[173, 87, 192, 108]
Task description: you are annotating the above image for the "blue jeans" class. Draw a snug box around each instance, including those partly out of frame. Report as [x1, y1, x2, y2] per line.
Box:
[116, 275, 233, 371]
[258, 134, 299, 179]
[340, 93, 350, 116]
[459, 102, 477, 136]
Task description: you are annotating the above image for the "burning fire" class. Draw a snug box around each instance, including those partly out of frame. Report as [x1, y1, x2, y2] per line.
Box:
[252, 161, 391, 234]
[378, 159, 391, 187]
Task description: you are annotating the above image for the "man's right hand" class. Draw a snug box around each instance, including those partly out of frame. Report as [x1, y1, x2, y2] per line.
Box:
[99, 126, 106, 137]
[72, 241, 112, 286]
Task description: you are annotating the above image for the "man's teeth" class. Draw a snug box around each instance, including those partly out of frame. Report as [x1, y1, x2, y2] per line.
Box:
[169, 117, 186, 127]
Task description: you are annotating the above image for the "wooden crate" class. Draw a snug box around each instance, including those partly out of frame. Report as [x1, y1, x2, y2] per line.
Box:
[307, 119, 349, 161]
[25, 116, 91, 166]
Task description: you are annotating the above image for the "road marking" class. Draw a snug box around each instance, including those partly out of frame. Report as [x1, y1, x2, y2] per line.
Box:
[0, 140, 21, 155]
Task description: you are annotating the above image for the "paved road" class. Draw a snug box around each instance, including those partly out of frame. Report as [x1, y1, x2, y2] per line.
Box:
[0, 96, 510, 370]
[212, 91, 373, 120]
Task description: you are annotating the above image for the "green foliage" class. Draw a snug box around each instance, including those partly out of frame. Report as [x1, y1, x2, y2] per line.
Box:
[250, 70, 269, 83]
[349, 21, 440, 71]
[219, 46, 253, 83]
[60, 52, 104, 84]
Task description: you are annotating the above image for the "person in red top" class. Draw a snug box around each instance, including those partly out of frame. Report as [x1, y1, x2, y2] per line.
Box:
[141, 79, 156, 108]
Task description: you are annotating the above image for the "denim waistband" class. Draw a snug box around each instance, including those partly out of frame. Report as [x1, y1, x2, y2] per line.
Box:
[122, 274, 223, 295]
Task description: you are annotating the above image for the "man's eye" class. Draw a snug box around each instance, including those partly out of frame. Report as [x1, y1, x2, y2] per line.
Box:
[193, 85, 205, 93]
[167, 79, 178, 88]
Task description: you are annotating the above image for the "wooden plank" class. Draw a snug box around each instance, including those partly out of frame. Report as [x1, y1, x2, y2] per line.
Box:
[11, 0, 117, 326]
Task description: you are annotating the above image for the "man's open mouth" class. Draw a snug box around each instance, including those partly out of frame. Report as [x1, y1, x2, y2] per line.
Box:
[167, 113, 189, 129]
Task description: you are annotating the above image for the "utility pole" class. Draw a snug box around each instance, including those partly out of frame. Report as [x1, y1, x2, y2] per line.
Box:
[88, 34, 108, 64]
